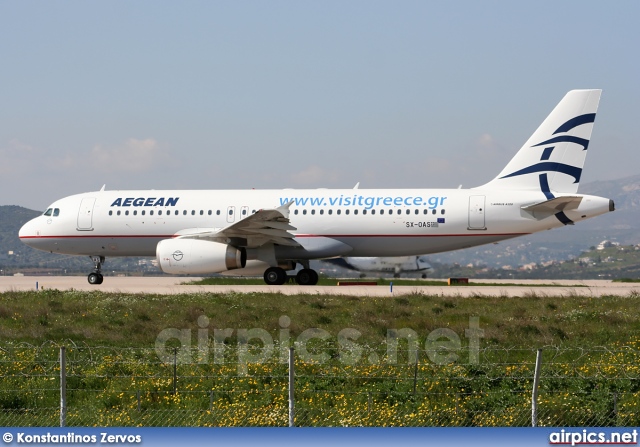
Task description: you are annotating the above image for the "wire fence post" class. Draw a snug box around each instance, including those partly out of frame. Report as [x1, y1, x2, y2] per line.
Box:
[173, 347, 177, 395]
[289, 347, 295, 427]
[532, 348, 542, 427]
[60, 346, 66, 428]
[412, 350, 419, 396]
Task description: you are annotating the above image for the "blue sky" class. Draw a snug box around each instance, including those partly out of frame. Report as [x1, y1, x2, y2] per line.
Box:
[1, 1, 638, 210]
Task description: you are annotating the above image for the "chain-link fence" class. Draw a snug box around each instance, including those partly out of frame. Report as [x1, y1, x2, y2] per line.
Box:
[1, 342, 639, 427]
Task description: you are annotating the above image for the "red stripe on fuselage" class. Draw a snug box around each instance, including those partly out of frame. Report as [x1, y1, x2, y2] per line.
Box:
[19, 233, 528, 239]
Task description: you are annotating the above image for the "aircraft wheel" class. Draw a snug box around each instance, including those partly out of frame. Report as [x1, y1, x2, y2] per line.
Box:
[264, 267, 287, 285]
[296, 268, 319, 286]
[88, 273, 102, 285]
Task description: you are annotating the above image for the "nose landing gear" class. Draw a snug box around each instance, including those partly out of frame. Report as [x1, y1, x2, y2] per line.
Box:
[88, 256, 105, 285]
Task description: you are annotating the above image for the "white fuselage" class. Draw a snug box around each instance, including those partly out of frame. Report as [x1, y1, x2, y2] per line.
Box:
[16, 89, 614, 286]
[19, 187, 612, 260]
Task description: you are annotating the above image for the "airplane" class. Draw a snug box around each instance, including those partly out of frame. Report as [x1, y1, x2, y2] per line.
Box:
[323, 256, 431, 278]
[19, 89, 614, 286]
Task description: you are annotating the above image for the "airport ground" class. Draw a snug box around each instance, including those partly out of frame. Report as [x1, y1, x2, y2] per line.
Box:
[1, 274, 639, 427]
[0, 275, 638, 297]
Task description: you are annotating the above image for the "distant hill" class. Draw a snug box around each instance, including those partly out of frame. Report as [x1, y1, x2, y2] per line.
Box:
[578, 174, 640, 236]
[0, 206, 40, 267]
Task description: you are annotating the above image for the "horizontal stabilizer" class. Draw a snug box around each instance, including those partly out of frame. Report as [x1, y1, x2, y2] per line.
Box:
[522, 196, 582, 214]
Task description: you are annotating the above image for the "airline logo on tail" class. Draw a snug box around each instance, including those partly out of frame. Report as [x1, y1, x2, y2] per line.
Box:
[480, 89, 601, 196]
[499, 113, 596, 186]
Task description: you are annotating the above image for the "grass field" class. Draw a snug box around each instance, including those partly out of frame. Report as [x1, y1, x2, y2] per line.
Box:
[0, 288, 639, 347]
[1, 288, 639, 427]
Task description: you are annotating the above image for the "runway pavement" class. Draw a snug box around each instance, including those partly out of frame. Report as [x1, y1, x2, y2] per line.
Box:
[0, 276, 638, 297]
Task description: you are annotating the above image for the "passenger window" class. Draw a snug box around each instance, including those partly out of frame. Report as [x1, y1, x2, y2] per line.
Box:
[311, 210, 315, 215]
[406, 210, 410, 215]
[337, 210, 341, 215]
[328, 210, 333, 215]
[208, 210, 212, 215]
[320, 210, 324, 215]
[175, 210, 179, 216]
[43, 208, 53, 216]
[397, 210, 401, 215]
[134, 211, 137, 216]
[241, 209, 246, 216]
[142, 210, 145, 216]
[294, 210, 299, 215]
[109, 210, 113, 216]
[125, 210, 129, 216]
[303, 210, 307, 215]
[217, 210, 221, 215]
[441, 209, 446, 215]
[117, 211, 121, 216]
[150, 211, 154, 216]
[371, 210, 376, 215]
[200, 210, 204, 215]
[432, 209, 436, 215]
[362, 210, 367, 215]
[192, 210, 196, 216]
[158, 210, 162, 216]
[354, 210, 358, 215]
[345, 210, 350, 215]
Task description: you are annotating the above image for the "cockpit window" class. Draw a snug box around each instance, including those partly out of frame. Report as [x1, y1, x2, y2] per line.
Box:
[43, 208, 53, 216]
[53, 208, 60, 217]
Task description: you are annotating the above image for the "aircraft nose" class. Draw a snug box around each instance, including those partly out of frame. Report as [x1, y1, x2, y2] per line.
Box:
[19, 218, 38, 245]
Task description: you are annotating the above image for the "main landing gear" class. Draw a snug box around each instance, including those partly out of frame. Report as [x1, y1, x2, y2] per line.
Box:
[87, 256, 105, 285]
[263, 266, 319, 286]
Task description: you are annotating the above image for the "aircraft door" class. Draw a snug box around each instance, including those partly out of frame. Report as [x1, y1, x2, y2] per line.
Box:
[468, 195, 486, 230]
[77, 197, 96, 231]
[227, 206, 235, 223]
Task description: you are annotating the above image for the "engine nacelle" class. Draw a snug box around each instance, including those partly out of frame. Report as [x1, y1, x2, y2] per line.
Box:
[156, 238, 246, 275]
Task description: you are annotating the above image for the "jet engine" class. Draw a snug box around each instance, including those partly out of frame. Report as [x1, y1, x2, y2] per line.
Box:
[156, 238, 246, 274]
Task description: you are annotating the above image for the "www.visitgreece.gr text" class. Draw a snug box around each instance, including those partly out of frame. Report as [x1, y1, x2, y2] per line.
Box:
[279, 194, 447, 210]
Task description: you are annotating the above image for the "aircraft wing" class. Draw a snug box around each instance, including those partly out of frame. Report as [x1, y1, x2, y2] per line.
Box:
[176, 201, 300, 248]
